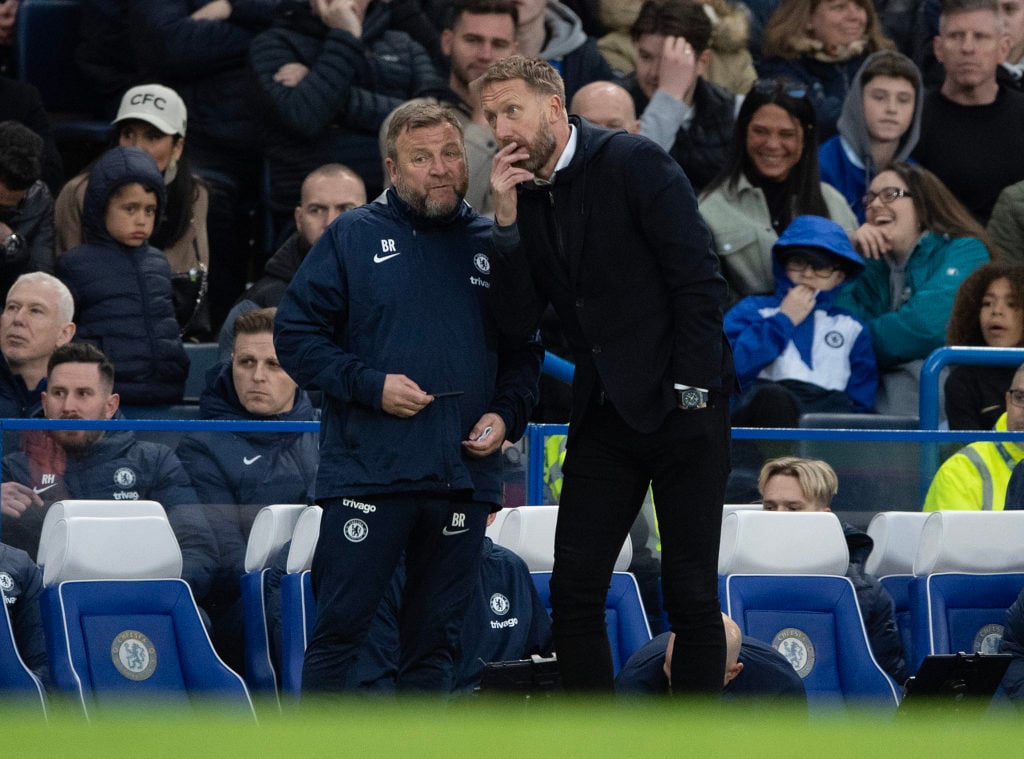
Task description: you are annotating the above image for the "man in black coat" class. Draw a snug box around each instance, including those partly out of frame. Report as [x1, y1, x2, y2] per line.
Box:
[482, 55, 734, 694]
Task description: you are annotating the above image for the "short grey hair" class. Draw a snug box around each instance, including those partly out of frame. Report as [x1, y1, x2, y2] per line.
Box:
[10, 271, 74, 324]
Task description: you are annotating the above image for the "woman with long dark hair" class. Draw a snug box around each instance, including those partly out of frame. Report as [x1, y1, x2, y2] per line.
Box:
[699, 78, 857, 300]
[836, 161, 993, 413]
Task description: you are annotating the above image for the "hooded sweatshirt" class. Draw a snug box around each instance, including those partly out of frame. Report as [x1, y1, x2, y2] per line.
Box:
[818, 51, 924, 222]
[724, 214, 877, 411]
[55, 147, 189, 405]
[539, 2, 614, 104]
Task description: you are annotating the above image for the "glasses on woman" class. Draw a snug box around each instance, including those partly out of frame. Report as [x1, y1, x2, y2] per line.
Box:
[862, 187, 911, 207]
[752, 78, 807, 100]
[1008, 389, 1024, 408]
[784, 254, 839, 277]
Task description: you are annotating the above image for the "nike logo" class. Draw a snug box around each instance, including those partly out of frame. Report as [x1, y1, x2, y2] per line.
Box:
[442, 527, 470, 536]
[33, 483, 56, 495]
[373, 252, 401, 263]
[243, 455, 262, 465]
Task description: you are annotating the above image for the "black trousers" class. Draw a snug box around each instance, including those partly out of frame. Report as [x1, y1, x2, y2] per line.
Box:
[550, 395, 730, 692]
[301, 495, 489, 694]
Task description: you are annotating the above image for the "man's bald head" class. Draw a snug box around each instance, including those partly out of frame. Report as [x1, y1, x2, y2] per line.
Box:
[570, 81, 640, 134]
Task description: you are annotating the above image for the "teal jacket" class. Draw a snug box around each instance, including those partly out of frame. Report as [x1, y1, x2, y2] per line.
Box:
[835, 233, 989, 368]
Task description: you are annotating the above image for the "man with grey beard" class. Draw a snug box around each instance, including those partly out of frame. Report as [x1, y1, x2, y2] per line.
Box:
[274, 100, 542, 695]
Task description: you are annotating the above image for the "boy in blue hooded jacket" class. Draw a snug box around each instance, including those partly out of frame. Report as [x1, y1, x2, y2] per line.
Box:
[725, 214, 877, 426]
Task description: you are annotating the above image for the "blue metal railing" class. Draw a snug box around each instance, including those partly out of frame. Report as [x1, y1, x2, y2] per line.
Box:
[6, 343, 1024, 519]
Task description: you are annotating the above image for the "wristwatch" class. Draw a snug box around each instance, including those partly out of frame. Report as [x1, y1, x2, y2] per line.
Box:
[2, 233, 24, 260]
[675, 384, 709, 410]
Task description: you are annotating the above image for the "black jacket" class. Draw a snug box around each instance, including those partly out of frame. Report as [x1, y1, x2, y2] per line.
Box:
[0, 180, 56, 299]
[250, 1, 446, 205]
[490, 118, 734, 435]
[624, 76, 736, 193]
[843, 521, 908, 684]
[175, 361, 319, 606]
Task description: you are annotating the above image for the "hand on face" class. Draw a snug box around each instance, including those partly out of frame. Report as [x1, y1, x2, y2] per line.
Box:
[489, 142, 534, 227]
[777, 283, 818, 326]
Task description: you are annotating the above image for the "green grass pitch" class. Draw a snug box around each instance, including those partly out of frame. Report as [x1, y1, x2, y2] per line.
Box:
[4, 696, 1018, 757]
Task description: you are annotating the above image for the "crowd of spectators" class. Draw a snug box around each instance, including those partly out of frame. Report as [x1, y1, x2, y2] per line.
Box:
[5, 0, 1024, 700]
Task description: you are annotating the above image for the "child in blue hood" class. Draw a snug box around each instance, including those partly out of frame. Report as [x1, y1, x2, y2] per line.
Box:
[726, 214, 877, 426]
[55, 146, 188, 405]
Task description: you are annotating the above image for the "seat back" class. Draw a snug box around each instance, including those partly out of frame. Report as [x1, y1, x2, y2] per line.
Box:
[720, 511, 899, 712]
[726, 574, 900, 711]
[279, 506, 322, 696]
[39, 500, 181, 584]
[496, 505, 632, 572]
[241, 505, 307, 696]
[0, 590, 47, 712]
[865, 511, 930, 577]
[908, 512, 1024, 674]
[531, 570, 650, 676]
[37, 507, 254, 717]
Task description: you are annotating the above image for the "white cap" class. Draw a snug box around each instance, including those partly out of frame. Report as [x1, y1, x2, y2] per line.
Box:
[114, 84, 187, 137]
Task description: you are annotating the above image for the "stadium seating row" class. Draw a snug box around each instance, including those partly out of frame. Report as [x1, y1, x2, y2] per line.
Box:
[5, 502, 1024, 716]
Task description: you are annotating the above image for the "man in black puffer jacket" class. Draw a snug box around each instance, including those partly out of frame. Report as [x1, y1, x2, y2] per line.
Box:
[251, 0, 448, 211]
[177, 307, 319, 669]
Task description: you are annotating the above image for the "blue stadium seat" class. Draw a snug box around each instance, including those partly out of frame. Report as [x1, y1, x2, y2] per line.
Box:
[15, 0, 111, 143]
[240, 504, 306, 699]
[530, 571, 651, 676]
[866, 511, 931, 668]
[720, 510, 901, 712]
[184, 343, 222, 402]
[278, 506, 322, 698]
[495, 505, 632, 571]
[36, 500, 255, 718]
[0, 590, 47, 712]
[908, 511, 1024, 675]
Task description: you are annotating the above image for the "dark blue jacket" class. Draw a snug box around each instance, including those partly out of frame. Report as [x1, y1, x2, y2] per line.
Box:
[0, 542, 47, 682]
[275, 188, 542, 506]
[999, 586, 1024, 702]
[0, 361, 44, 419]
[843, 521, 908, 684]
[454, 538, 552, 691]
[1, 428, 217, 598]
[131, 0, 274, 153]
[175, 361, 319, 604]
[55, 147, 188, 405]
[251, 1, 447, 204]
[757, 54, 867, 143]
[615, 631, 807, 703]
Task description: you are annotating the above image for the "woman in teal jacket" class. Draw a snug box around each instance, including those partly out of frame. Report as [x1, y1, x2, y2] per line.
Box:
[837, 161, 994, 412]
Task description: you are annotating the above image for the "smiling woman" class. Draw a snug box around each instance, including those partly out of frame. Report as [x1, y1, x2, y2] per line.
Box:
[836, 160, 993, 413]
[698, 79, 858, 300]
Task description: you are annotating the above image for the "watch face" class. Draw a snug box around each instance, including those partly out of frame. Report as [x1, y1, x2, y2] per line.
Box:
[681, 389, 701, 408]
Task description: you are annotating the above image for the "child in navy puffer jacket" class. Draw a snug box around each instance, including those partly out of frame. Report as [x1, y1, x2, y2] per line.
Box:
[56, 146, 188, 405]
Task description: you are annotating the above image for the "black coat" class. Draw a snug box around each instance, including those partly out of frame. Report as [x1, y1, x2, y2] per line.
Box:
[490, 118, 734, 435]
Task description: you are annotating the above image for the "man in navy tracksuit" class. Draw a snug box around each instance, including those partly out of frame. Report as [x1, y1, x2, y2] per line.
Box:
[0, 541, 47, 684]
[274, 101, 542, 694]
